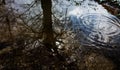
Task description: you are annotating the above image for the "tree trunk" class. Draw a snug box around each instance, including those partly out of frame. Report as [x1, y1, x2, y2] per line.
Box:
[41, 0, 65, 61]
[41, 0, 55, 50]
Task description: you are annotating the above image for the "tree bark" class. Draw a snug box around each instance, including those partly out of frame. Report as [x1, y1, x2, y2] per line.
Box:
[41, 0, 65, 61]
[41, 0, 55, 50]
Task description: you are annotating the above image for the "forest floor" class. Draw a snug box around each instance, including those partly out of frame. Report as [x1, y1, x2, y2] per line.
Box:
[0, 44, 120, 70]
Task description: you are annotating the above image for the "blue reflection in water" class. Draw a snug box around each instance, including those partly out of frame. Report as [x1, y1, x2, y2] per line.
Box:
[70, 13, 120, 48]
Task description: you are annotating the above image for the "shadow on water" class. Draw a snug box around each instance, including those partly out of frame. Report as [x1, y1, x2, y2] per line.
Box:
[101, 48, 120, 70]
